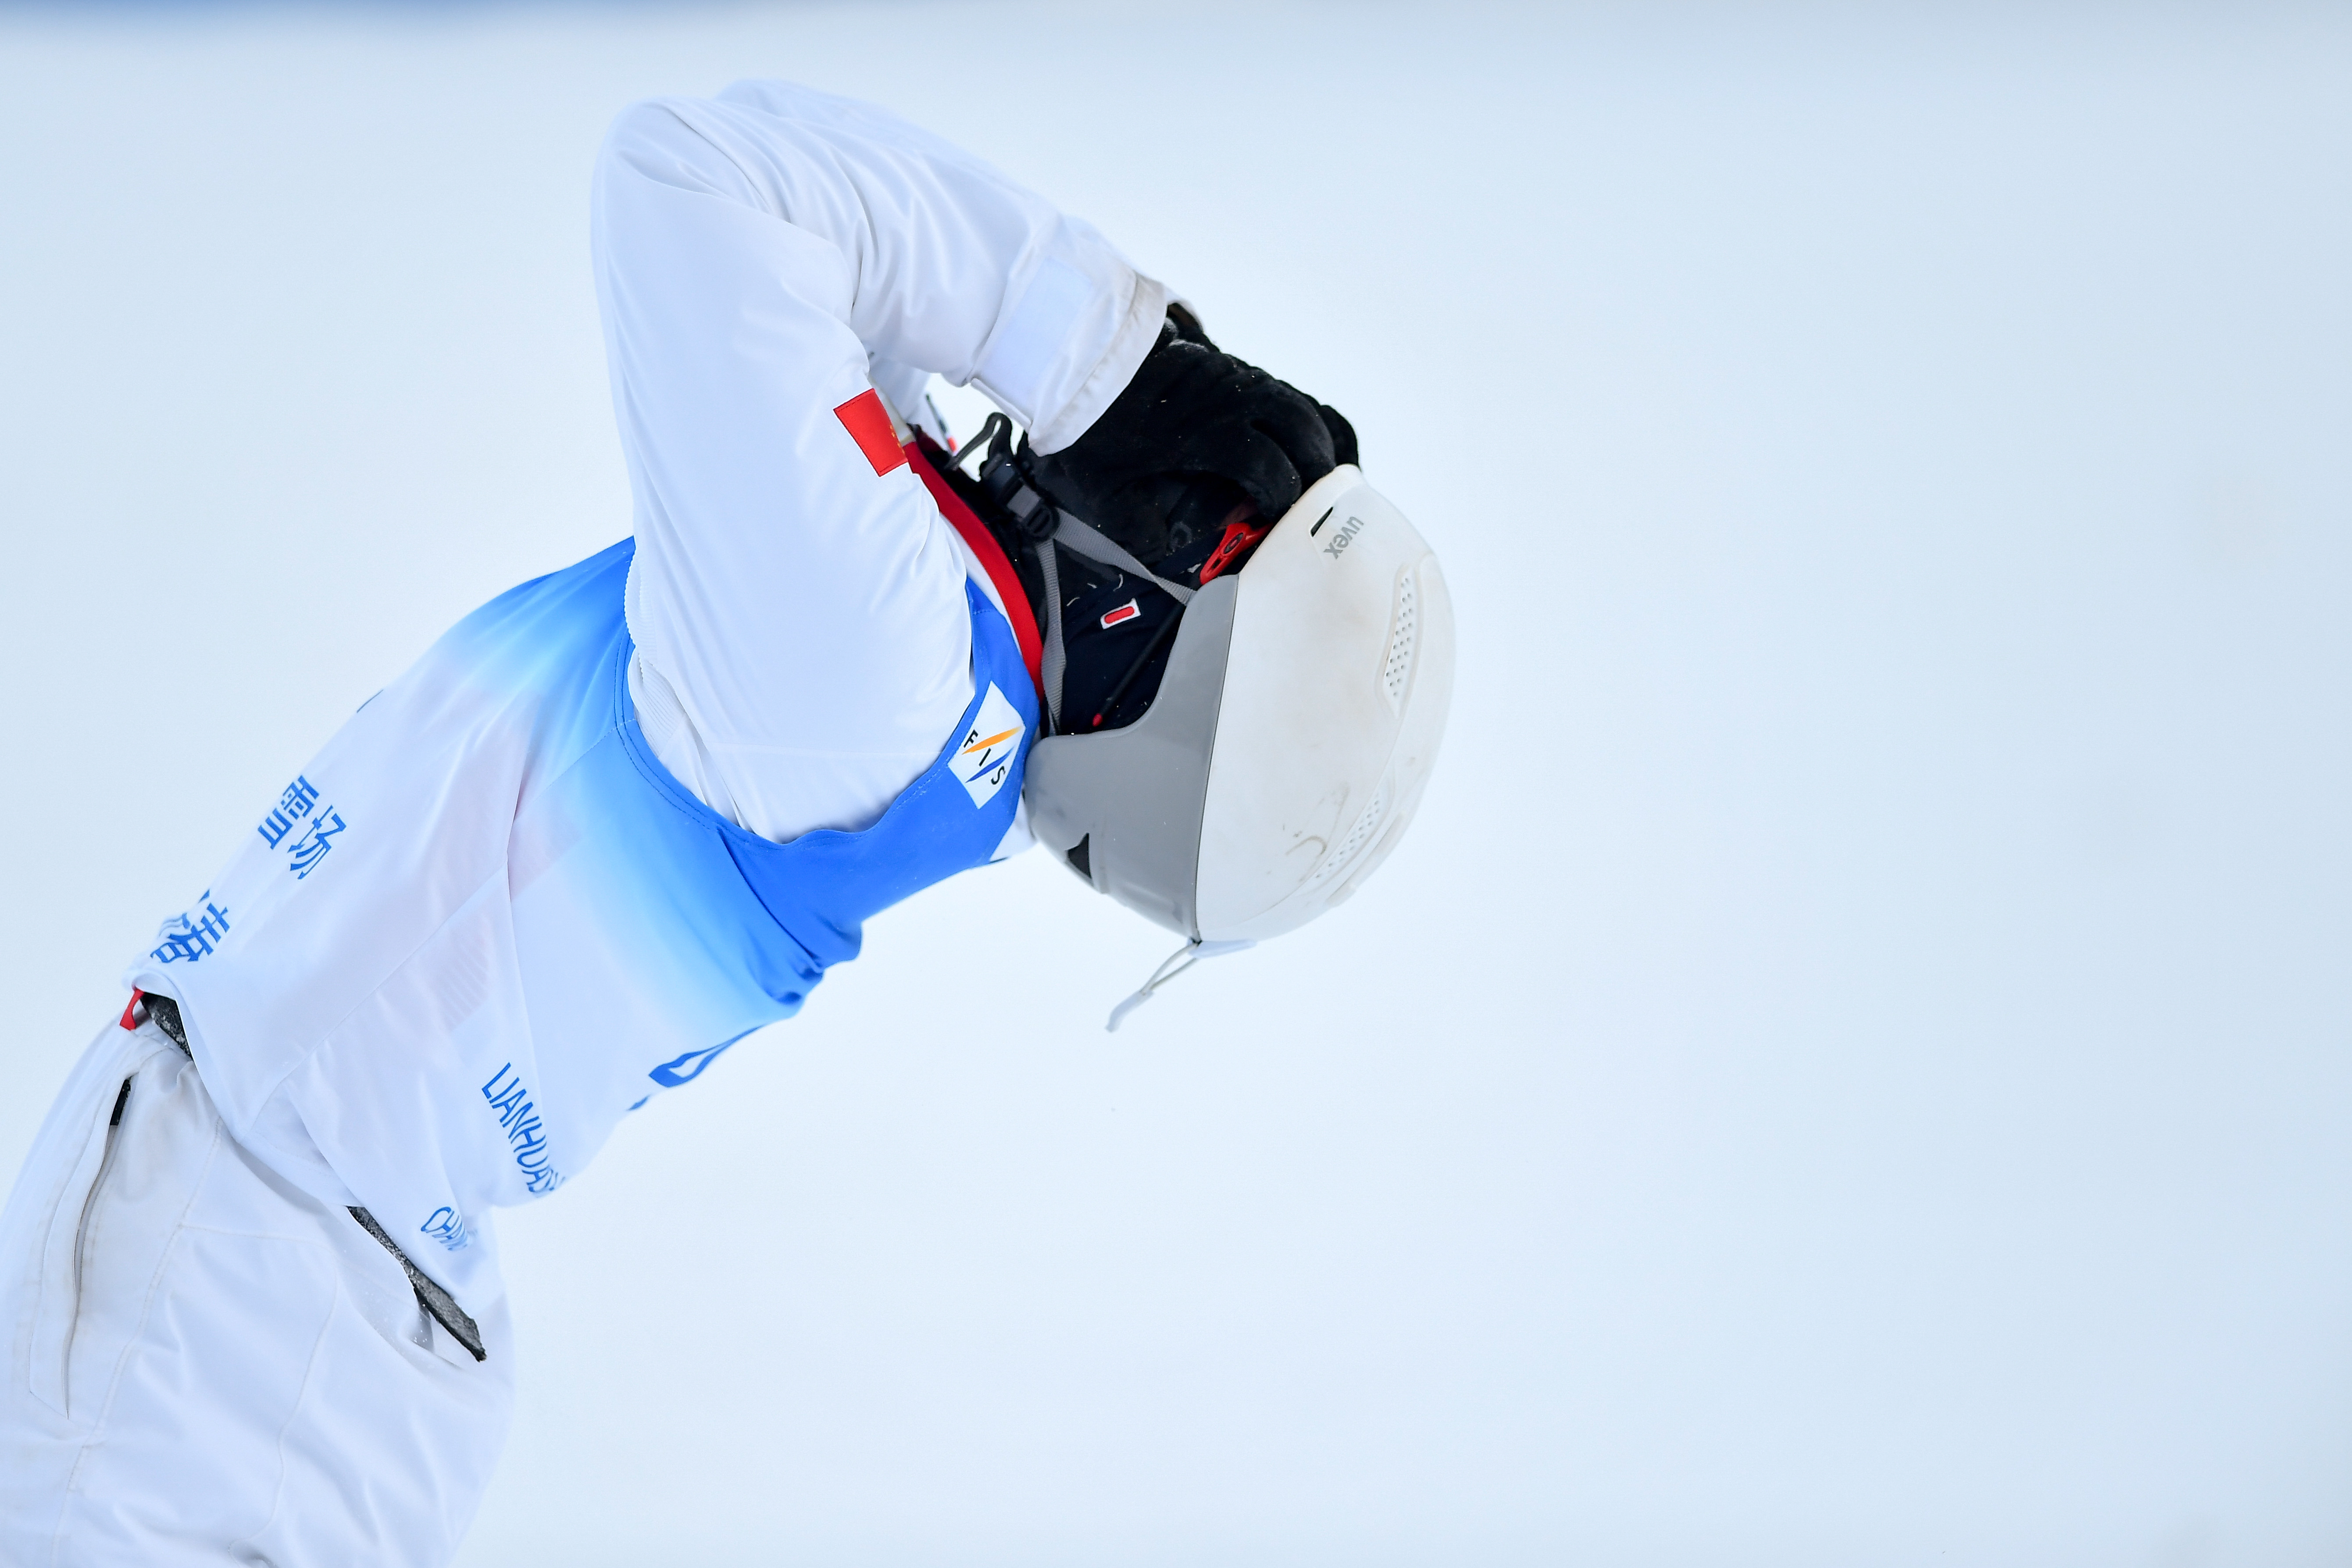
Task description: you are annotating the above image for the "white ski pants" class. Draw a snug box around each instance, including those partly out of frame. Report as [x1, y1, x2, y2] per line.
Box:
[0, 1012, 514, 1566]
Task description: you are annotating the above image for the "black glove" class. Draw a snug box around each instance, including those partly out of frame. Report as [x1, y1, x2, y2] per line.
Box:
[1024, 318, 1359, 565]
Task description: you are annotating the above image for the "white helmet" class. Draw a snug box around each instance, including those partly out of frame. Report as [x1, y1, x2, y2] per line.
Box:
[1021, 464, 1456, 1022]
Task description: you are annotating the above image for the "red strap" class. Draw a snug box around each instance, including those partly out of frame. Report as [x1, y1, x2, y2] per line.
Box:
[905, 440, 1045, 699]
[121, 988, 145, 1030]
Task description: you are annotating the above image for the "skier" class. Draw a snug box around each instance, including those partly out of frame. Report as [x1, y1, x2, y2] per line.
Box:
[0, 81, 1453, 1565]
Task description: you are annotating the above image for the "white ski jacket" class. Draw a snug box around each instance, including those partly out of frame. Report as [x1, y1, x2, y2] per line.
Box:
[115, 84, 1168, 1294]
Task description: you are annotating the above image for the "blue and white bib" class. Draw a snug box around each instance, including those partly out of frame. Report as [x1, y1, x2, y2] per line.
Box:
[128, 539, 1035, 1299]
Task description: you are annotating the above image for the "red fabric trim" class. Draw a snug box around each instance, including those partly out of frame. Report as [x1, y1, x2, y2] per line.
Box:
[121, 988, 145, 1030]
[835, 389, 910, 476]
[905, 440, 1044, 699]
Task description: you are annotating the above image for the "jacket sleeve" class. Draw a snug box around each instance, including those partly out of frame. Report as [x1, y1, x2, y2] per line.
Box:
[590, 81, 1165, 840]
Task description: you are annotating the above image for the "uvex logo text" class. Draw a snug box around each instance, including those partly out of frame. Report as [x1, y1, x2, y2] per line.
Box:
[1321, 515, 1366, 558]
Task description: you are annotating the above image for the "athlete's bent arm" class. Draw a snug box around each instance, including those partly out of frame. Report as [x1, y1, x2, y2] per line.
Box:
[590, 81, 1167, 842]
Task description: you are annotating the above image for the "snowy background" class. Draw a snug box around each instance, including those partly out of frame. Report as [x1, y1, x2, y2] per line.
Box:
[4, 3, 2349, 1564]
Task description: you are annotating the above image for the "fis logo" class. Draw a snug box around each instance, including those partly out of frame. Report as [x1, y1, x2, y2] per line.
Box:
[954, 683, 1026, 808]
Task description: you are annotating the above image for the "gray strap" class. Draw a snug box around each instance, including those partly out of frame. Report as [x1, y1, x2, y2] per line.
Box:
[141, 992, 192, 1057]
[1052, 514, 1194, 605]
[1037, 539, 1067, 727]
[350, 1207, 487, 1362]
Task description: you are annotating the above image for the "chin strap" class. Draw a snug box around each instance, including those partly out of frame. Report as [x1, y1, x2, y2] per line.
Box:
[1106, 938, 1256, 1033]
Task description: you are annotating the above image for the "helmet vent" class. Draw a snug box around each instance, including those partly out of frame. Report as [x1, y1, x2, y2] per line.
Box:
[1308, 777, 1390, 893]
[1381, 571, 1418, 710]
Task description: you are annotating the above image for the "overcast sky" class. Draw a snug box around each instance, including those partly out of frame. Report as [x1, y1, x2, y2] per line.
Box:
[2, 4, 2348, 1564]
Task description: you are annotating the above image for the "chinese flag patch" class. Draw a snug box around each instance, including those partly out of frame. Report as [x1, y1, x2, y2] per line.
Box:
[834, 389, 908, 477]
[1100, 599, 1141, 629]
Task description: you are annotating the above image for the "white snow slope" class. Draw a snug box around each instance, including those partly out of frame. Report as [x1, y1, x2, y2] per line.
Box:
[1, 4, 2348, 1565]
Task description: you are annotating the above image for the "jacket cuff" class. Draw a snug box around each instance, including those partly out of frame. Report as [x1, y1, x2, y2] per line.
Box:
[971, 229, 1169, 455]
[1024, 272, 1166, 454]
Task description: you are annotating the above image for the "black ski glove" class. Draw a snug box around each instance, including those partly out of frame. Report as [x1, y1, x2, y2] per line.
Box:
[1024, 318, 1359, 565]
